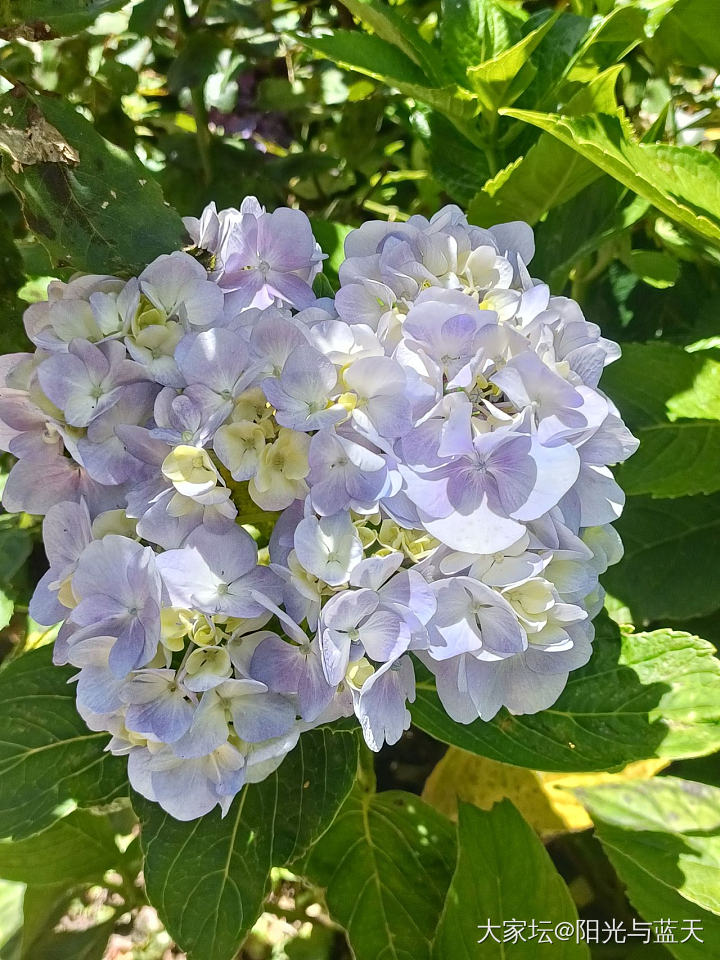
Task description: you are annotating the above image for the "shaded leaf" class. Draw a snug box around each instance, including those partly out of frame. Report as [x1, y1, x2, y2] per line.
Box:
[0, 86, 185, 275]
[0, 645, 127, 840]
[136, 727, 358, 960]
[0, 0, 125, 37]
[432, 801, 587, 959]
[603, 494, 720, 621]
[412, 616, 720, 771]
[0, 810, 119, 885]
[604, 342, 720, 497]
[304, 786, 455, 960]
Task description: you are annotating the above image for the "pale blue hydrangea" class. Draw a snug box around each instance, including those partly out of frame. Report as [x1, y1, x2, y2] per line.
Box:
[0, 198, 637, 820]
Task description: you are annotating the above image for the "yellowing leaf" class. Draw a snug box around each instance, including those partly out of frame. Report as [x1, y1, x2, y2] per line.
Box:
[422, 746, 669, 836]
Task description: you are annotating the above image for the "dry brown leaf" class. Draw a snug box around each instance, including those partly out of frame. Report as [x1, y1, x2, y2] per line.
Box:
[0, 110, 79, 166]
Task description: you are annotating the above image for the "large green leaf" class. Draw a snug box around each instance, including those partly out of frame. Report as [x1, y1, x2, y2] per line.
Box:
[304, 786, 456, 960]
[468, 66, 620, 226]
[0, 87, 185, 276]
[432, 801, 587, 959]
[0, 646, 127, 841]
[0, 810, 119, 886]
[502, 109, 720, 245]
[412, 616, 720, 772]
[0, 0, 125, 36]
[578, 777, 720, 960]
[604, 342, 720, 498]
[135, 726, 358, 960]
[603, 494, 720, 621]
[338, 0, 445, 83]
[466, 11, 560, 111]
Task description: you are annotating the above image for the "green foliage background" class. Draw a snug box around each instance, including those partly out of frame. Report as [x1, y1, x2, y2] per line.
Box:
[0, 1, 719, 958]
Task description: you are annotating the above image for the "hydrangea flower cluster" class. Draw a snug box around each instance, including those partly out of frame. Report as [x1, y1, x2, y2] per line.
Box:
[0, 198, 637, 820]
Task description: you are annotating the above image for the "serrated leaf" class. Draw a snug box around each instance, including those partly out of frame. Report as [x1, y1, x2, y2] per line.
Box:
[135, 727, 358, 960]
[604, 342, 720, 498]
[304, 786, 455, 960]
[466, 11, 560, 111]
[578, 777, 720, 960]
[432, 801, 587, 959]
[0, 646, 127, 841]
[0, 810, 119, 885]
[338, 0, 445, 83]
[0, 87, 185, 276]
[0, 0, 125, 37]
[469, 67, 621, 226]
[412, 615, 720, 771]
[502, 109, 720, 245]
[603, 494, 720, 621]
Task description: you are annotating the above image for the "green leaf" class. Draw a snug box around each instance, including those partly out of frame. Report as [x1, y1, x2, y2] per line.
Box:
[0, 0, 125, 36]
[603, 342, 720, 498]
[468, 66, 621, 226]
[167, 31, 226, 93]
[0, 592, 13, 632]
[299, 32, 481, 132]
[502, 109, 720, 246]
[0, 87, 185, 276]
[0, 810, 119, 885]
[338, 0, 445, 83]
[412, 615, 720, 771]
[578, 777, 720, 959]
[440, 0, 525, 81]
[532, 179, 649, 290]
[432, 801, 587, 959]
[567, 4, 648, 80]
[650, 0, 720, 68]
[136, 727, 358, 960]
[0, 646, 127, 840]
[0, 879, 23, 960]
[424, 111, 491, 206]
[21, 883, 115, 960]
[0, 526, 33, 588]
[627, 249, 680, 288]
[466, 11, 560, 111]
[304, 787, 456, 960]
[603, 494, 720, 621]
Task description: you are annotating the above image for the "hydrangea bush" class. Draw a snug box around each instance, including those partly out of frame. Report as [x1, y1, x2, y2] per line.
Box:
[0, 198, 636, 820]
